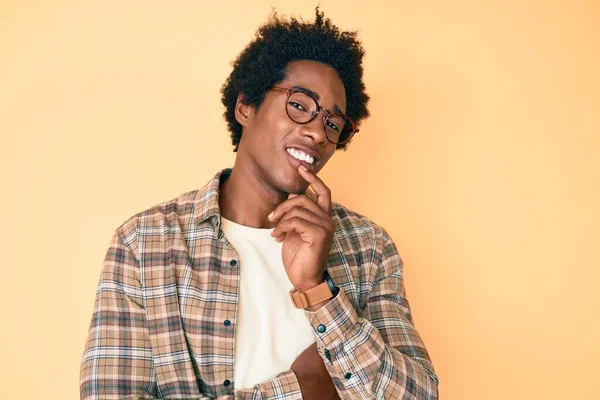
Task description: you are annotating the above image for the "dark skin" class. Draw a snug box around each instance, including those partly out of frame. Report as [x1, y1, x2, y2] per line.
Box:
[219, 60, 345, 399]
[292, 343, 341, 400]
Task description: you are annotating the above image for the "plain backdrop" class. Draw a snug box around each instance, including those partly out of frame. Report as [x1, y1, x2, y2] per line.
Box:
[1, 1, 599, 399]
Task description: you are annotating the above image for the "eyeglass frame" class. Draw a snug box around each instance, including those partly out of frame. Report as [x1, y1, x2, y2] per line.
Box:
[270, 86, 359, 145]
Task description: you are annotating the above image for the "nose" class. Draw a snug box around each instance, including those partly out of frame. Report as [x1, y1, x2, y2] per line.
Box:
[299, 112, 329, 146]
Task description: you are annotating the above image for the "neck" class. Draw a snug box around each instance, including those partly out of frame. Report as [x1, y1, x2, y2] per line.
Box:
[219, 159, 288, 229]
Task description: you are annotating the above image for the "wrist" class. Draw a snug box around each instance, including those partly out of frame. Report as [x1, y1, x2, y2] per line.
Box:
[289, 270, 339, 310]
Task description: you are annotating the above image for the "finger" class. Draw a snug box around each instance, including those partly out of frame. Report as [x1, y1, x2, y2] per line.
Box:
[271, 217, 329, 243]
[270, 207, 331, 237]
[297, 165, 332, 213]
[269, 195, 330, 222]
[274, 233, 286, 242]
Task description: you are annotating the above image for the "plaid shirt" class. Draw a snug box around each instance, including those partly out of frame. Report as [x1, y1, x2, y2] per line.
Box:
[80, 168, 438, 399]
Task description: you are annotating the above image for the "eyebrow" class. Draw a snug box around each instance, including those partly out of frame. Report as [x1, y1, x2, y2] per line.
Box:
[290, 85, 344, 114]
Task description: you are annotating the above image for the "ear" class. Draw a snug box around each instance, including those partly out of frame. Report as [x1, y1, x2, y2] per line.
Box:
[234, 93, 254, 127]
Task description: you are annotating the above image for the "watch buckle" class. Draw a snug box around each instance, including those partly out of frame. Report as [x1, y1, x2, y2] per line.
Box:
[289, 289, 309, 309]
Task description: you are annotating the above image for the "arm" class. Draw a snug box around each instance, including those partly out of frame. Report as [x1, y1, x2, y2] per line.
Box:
[80, 229, 309, 400]
[267, 167, 438, 399]
[80, 229, 216, 399]
[80, 229, 162, 399]
[304, 234, 439, 399]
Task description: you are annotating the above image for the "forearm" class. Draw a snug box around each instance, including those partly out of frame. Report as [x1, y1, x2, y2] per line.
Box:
[306, 290, 438, 399]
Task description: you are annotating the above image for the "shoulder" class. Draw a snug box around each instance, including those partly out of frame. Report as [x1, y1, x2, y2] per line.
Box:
[113, 189, 200, 247]
[330, 202, 403, 284]
[330, 201, 399, 267]
[331, 201, 391, 244]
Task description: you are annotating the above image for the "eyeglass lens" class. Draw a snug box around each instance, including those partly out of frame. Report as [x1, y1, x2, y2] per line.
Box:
[286, 91, 354, 144]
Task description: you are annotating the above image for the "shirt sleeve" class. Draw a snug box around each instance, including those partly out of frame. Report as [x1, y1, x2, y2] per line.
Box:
[252, 370, 303, 400]
[304, 233, 439, 399]
[80, 228, 164, 399]
[80, 229, 304, 400]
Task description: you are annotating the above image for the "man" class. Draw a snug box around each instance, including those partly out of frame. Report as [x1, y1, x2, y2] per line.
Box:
[80, 8, 438, 400]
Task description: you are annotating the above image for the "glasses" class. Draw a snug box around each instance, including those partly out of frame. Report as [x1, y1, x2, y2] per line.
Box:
[271, 86, 359, 145]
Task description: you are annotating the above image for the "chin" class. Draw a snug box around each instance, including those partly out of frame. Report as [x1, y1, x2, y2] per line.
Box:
[264, 158, 309, 194]
[282, 181, 309, 195]
[272, 173, 308, 195]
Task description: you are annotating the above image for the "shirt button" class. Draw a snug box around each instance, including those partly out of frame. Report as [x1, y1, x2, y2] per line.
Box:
[230, 259, 237, 267]
[223, 319, 231, 327]
[223, 379, 231, 387]
[344, 372, 352, 379]
[317, 324, 326, 333]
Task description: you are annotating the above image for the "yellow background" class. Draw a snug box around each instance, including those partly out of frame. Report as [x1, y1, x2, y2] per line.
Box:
[1, 1, 598, 399]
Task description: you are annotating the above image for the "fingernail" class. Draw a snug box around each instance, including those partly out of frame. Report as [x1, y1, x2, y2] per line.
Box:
[268, 211, 275, 220]
[299, 165, 308, 172]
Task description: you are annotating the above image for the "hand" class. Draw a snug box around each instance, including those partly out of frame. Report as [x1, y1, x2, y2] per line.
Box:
[291, 343, 341, 400]
[268, 165, 335, 291]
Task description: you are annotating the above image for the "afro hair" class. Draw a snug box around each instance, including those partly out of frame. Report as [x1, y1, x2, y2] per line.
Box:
[220, 7, 370, 151]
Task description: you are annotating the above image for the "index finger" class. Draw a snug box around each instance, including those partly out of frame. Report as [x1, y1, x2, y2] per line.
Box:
[298, 165, 332, 213]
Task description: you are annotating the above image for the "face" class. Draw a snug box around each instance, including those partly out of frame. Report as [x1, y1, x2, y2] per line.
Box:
[235, 60, 347, 195]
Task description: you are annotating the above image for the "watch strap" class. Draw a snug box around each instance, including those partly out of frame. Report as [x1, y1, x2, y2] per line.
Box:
[289, 281, 333, 309]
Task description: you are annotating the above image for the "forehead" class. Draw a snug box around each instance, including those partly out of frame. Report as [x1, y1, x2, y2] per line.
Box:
[281, 60, 347, 111]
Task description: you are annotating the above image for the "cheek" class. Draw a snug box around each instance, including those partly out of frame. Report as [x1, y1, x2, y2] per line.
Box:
[254, 107, 292, 136]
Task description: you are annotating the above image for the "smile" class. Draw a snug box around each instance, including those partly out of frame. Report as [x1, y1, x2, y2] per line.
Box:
[286, 148, 315, 165]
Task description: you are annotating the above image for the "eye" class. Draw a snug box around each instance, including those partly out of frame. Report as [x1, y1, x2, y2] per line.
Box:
[326, 120, 340, 132]
[289, 101, 307, 112]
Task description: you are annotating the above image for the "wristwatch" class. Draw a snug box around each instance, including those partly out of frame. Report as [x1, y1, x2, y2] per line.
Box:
[289, 270, 340, 309]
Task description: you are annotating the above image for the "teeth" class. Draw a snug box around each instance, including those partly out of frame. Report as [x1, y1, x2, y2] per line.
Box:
[287, 148, 314, 164]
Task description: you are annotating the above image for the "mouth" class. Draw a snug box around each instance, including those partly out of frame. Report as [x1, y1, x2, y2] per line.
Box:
[285, 147, 317, 172]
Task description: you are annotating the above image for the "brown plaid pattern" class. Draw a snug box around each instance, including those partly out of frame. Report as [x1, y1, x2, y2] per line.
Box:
[80, 168, 438, 399]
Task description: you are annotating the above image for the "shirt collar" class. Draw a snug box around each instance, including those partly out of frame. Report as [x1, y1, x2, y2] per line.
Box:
[192, 168, 232, 227]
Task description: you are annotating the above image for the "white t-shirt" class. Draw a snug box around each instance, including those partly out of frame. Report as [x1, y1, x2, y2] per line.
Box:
[220, 217, 316, 390]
